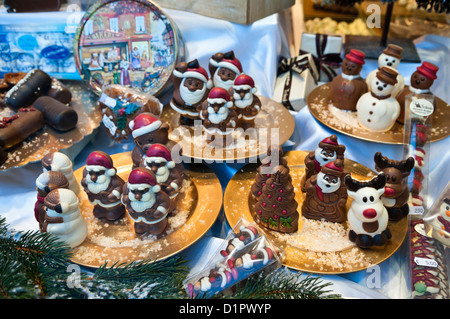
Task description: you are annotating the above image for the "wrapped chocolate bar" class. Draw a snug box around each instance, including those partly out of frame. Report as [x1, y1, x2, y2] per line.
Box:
[402, 92, 435, 216]
[299, 33, 343, 82]
[184, 218, 284, 298]
[273, 53, 319, 112]
[98, 85, 163, 142]
[423, 182, 450, 247]
[410, 219, 450, 299]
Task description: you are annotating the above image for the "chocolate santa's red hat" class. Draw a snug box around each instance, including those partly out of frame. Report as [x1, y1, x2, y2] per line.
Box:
[416, 61, 438, 80]
[173, 59, 209, 83]
[318, 134, 339, 151]
[233, 74, 257, 93]
[145, 144, 175, 169]
[324, 160, 344, 171]
[129, 113, 162, 138]
[207, 87, 233, 107]
[127, 167, 160, 192]
[86, 151, 116, 176]
[321, 159, 345, 176]
[210, 51, 243, 75]
[345, 49, 366, 65]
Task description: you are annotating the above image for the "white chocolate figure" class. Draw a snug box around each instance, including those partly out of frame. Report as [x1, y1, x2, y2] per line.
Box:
[432, 199, 450, 246]
[42, 188, 87, 248]
[41, 152, 80, 195]
[356, 67, 400, 132]
[366, 44, 405, 97]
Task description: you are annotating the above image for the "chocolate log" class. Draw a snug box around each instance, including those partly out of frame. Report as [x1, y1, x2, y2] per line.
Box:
[45, 79, 72, 105]
[0, 108, 44, 149]
[4, 0, 61, 12]
[3, 69, 52, 110]
[33, 96, 78, 132]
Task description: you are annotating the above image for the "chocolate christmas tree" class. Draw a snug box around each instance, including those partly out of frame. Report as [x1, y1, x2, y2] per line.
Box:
[254, 165, 299, 233]
[251, 145, 288, 199]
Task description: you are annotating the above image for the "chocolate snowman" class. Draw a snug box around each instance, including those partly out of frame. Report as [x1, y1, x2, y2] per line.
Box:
[301, 135, 345, 193]
[433, 198, 450, 245]
[329, 49, 368, 112]
[356, 66, 400, 132]
[302, 159, 349, 223]
[366, 44, 405, 98]
[396, 61, 439, 124]
[170, 59, 211, 126]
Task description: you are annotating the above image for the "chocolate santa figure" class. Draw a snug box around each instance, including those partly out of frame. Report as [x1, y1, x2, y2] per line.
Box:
[81, 151, 126, 222]
[170, 59, 211, 126]
[42, 188, 87, 248]
[366, 44, 405, 98]
[229, 74, 261, 130]
[41, 151, 80, 195]
[35, 170, 69, 231]
[220, 224, 259, 257]
[356, 66, 400, 132]
[251, 145, 288, 199]
[122, 167, 172, 236]
[329, 49, 368, 112]
[128, 113, 171, 169]
[208, 51, 244, 91]
[396, 62, 439, 124]
[374, 152, 415, 221]
[302, 159, 349, 223]
[200, 87, 238, 146]
[140, 143, 184, 213]
[254, 165, 299, 233]
[301, 135, 345, 193]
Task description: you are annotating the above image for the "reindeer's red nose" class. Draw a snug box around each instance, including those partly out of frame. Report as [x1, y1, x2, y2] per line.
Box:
[384, 187, 395, 197]
[363, 208, 377, 219]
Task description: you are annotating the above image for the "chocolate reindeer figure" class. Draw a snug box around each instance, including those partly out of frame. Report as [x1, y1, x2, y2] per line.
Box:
[374, 152, 415, 221]
[345, 173, 392, 249]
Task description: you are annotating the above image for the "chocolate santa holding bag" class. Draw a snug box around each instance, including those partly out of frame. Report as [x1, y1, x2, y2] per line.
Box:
[35, 171, 69, 231]
[128, 113, 172, 169]
[81, 151, 126, 222]
[329, 49, 368, 112]
[229, 74, 261, 130]
[42, 188, 87, 248]
[41, 151, 80, 195]
[140, 143, 184, 213]
[208, 51, 244, 91]
[396, 61, 439, 124]
[356, 66, 400, 132]
[301, 135, 345, 193]
[366, 44, 405, 98]
[254, 165, 299, 233]
[122, 167, 172, 236]
[200, 87, 238, 146]
[302, 159, 349, 223]
[170, 59, 211, 126]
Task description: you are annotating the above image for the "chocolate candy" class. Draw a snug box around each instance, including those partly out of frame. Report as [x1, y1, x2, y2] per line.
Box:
[33, 96, 78, 132]
[4, 0, 61, 12]
[0, 108, 44, 149]
[46, 79, 72, 105]
[4, 69, 52, 110]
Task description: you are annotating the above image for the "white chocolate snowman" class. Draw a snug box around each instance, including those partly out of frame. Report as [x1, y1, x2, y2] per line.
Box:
[366, 44, 405, 97]
[432, 199, 450, 246]
[356, 67, 400, 132]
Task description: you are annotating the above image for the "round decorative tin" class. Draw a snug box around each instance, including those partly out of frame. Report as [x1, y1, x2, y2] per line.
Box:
[74, 0, 184, 97]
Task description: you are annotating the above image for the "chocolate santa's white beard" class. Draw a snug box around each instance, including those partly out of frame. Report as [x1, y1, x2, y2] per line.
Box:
[86, 174, 111, 194]
[213, 71, 234, 91]
[180, 79, 206, 105]
[317, 172, 341, 193]
[129, 190, 155, 212]
[207, 106, 229, 124]
[315, 148, 337, 167]
[233, 93, 253, 108]
[156, 166, 170, 183]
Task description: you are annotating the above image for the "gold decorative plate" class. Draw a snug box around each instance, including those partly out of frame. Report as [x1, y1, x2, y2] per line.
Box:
[224, 150, 409, 274]
[307, 83, 450, 144]
[0, 81, 102, 171]
[161, 95, 295, 162]
[70, 151, 222, 268]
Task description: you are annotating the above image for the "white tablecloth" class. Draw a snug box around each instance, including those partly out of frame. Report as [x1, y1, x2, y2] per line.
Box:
[0, 8, 449, 299]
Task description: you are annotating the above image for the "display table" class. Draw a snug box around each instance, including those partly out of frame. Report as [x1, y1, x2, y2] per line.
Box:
[0, 7, 449, 299]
